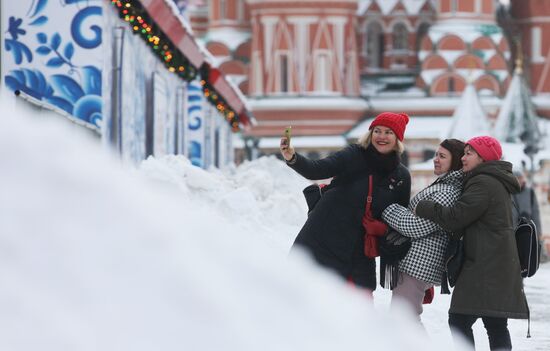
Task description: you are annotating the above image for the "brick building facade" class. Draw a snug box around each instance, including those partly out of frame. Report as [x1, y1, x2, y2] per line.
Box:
[186, 0, 550, 157]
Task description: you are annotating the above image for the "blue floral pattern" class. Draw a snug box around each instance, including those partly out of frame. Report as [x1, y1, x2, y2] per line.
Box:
[8, 17, 26, 40]
[36, 32, 78, 71]
[3, 0, 103, 129]
[71, 7, 102, 49]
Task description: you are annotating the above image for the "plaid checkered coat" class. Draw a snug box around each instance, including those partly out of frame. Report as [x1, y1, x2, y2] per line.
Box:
[382, 170, 463, 285]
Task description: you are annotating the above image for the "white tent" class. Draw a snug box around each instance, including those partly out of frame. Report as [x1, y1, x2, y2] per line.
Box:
[446, 83, 490, 140]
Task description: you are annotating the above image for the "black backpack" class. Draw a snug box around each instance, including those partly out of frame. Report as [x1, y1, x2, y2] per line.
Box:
[515, 216, 541, 278]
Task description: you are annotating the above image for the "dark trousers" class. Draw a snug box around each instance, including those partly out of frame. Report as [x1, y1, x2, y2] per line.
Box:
[448, 313, 511, 351]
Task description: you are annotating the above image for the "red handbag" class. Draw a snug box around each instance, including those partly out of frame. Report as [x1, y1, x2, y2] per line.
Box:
[362, 175, 388, 258]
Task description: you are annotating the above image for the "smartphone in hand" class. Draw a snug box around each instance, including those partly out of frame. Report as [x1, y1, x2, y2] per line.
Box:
[284, 126, 292, 145]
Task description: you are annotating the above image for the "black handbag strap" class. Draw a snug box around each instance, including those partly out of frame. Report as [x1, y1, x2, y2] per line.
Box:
[512, 196, 520, 222]
[530, 187, 535, 211]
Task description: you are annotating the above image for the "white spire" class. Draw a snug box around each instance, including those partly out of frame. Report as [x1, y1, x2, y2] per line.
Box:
[445, 83, 490, 140]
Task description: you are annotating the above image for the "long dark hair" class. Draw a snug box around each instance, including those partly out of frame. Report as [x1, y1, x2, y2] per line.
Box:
[440, 139, 465, 171]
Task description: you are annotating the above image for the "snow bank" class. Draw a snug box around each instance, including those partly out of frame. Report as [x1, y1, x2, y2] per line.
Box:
[138, 153, 310, 251]
[0, 97, 447, 350]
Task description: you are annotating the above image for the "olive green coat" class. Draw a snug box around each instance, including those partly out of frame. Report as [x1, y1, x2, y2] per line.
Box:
[416, 161, 528, 319]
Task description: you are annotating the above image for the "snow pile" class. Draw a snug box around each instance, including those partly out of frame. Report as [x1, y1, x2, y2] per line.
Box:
[138, 154, 310, 251]
[0, 97, 446, 350]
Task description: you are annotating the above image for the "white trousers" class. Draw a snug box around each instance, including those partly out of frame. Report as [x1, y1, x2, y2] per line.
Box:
[390, 272, 433, 318]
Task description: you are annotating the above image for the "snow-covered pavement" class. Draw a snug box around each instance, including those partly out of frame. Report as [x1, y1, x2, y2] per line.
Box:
[409, 263, 550, 350]
[1, 100, 548, 350]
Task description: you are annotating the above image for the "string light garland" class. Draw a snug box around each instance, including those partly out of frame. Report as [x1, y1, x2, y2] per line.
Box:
[199, 63, 241, 132]
[110, 0, 197, 82]
[110, 0, 243, 131]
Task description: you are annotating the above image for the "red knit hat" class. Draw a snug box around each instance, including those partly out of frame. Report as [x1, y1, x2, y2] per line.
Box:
[369, 112, 410, 141]
[466, 136, 502, 162]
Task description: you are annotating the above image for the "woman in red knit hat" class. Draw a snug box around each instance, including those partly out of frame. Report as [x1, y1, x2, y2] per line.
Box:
[280, 112, 411, 295]
[416, 135, 528, 350]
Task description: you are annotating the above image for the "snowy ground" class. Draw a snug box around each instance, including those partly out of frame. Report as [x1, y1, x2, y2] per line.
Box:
[1, 98, 548, 350]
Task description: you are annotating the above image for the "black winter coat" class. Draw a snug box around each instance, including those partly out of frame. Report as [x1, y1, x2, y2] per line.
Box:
[288, 144, 411, 289]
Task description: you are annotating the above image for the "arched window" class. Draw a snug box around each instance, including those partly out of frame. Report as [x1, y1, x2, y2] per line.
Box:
[475, 0, 481, 13]
[279, 54, 289, 92]
[220, 0, 226, 20]
[392, 23, 408, 51]
[314, 52, 332, 92]
[239, 0, 246, 21]
[450, 0, 457, 13]
[366, 22, 384, 68]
